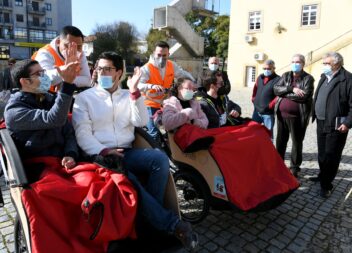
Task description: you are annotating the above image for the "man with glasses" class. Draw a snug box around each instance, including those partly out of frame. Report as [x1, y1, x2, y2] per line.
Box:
[138, 41, 195, 141]
[251, 59, 280, 139]
[310, 52, 352, 198]
[273, 54, 314, 177]
[32, 25, 91, 91]
[72, 51, 199, 251]
[4, 58, 79, 166]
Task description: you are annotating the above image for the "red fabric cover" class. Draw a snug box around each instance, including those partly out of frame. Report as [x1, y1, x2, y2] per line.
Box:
[21, 156, 137, 253]
[174, 122, 299, 211]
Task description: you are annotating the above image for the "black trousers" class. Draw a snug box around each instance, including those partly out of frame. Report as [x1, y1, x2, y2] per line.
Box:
[276, 115, 307, 169]
[316, 120, 348, 190]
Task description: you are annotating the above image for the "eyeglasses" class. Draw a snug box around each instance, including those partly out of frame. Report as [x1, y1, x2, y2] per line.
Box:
[263, 68, 272, 70]
[322, 62, 332, 66]
[29, 69, 46, 77]
[96, 66, 116, 73]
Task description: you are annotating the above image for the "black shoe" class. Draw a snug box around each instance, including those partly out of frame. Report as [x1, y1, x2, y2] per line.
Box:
[174, 221, 198, 251]
[309, 176, 320, 182]
[320, 188, 332, 198]
[289, 167, 299, 177]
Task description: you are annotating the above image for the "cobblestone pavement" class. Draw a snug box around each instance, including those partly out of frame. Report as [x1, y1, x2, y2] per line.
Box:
[0, 88, 351, 253]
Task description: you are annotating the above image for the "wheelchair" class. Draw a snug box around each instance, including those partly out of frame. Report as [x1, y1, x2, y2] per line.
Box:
[0, 127, 180, 253]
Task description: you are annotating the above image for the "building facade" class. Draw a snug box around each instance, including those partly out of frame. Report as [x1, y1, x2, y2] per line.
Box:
[227, 0, 352, 89]
[0, 0, 72, 70]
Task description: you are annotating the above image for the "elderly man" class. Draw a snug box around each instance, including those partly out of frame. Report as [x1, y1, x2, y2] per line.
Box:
[197, 56, 231, 96]
[33, 25, 91, 90]
[310, 52, 352, 198]
[274, 54, 314, 177]
[251, 59, 280, 138]
[138, 41, 194, 141]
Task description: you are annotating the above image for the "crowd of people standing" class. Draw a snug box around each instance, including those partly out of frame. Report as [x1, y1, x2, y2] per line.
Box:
[0, 24, 351, 252]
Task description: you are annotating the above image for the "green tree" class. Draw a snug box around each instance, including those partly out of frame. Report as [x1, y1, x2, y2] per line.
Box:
[212, 15, 230, 66]
[185, 11, 229, 60]
[91, 21, 139, 65]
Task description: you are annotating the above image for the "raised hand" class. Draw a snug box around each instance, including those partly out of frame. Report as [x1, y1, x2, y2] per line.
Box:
[127, 67, 142, 93]
[57, 61, 80, 84]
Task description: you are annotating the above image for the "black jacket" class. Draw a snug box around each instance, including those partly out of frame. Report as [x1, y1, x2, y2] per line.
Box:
[312, 67, 352, 132]
[274, 70, 314, 128]
[197, 93, 242, 128]
[253, 73, 280, 114]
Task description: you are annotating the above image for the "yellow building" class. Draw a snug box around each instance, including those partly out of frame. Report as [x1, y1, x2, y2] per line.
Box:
[227, 0, 352, 89]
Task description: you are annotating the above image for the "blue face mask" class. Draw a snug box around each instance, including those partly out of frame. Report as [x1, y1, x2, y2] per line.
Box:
[263, 70, 272, 77]
[181, 89, 194, 101]
[322, 65, 333, 76]
[98, 76, 113, 89]
[291, 63, 302, 73]
[36, 74, 51, 93]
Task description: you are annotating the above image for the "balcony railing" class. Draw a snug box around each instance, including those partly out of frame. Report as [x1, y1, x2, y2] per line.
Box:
[27, 6, 46, 15]
[0, 31, 14, 40]
[28, 21, 46, 28]
[0, 17, 14, 26]
[0, 0, 13, 9]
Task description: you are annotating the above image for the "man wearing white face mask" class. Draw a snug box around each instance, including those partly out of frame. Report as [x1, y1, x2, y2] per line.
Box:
[138, 41, 195, 142]
[251, 59, 280, 139]
[32, 26, 91, 90]
[73, 51, 199, 251]
[196, 57, 231, 96]
[273, 54, 314, 177]
[310, 52, 352, 198]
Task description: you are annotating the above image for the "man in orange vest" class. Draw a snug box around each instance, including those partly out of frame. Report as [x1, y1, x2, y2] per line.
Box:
[138, 41, 194, 141]
[32, 26, 91, 90]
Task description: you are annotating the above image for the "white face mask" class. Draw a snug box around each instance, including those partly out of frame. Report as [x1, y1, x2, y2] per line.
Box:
[209, 63, 219, 71]
[181, 89, 194, 101]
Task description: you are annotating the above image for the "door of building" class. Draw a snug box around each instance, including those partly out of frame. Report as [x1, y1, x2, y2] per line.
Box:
[245, 66, 256, 88]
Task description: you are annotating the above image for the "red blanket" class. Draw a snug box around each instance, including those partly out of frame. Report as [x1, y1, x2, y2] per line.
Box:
[174, 122, 299, 211]
[21, 157, 137, 253]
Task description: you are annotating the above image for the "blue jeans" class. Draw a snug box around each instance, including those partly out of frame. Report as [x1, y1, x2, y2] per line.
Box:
[252, 109, 275, 139]
[122, 148, 179, 233]
[146, 106, 160, 141]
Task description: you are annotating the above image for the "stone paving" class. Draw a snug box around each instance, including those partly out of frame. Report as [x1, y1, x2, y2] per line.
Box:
[0, 87, 351, 253]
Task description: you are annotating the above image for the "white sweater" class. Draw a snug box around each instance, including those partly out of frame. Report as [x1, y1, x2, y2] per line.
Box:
[72, 86, 148, 155]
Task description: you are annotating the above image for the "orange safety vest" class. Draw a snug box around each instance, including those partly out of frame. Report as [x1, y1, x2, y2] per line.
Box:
[32, 44, 65, 93]
[144, 60, 174, 108]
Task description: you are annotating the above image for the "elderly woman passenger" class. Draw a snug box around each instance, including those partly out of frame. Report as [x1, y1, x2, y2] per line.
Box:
[162, 78, 208, 131]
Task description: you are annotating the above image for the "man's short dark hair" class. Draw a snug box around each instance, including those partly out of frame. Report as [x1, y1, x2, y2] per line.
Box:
[97, 51, 124, 73]
[201, 70, 220, 91]
[11, 59, 39, 88]
[60, 26, 84, 39]
[155, 41, 169, 50]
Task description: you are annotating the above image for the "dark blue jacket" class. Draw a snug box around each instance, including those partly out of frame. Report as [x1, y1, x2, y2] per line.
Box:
[4, 83, 78, 160]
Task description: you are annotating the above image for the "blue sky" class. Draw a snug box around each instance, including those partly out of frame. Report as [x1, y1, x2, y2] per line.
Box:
[72, 0, 231, 38]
